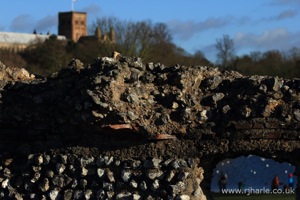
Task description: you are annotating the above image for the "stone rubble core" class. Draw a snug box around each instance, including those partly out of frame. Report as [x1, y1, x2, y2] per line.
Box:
[0, 54, 300, 200]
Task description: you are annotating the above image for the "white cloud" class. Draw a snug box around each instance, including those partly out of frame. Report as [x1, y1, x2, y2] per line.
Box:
[234, 28, 300, 51]
[10, 14, 35, 32]
[271, 0, 300, 6]
[10, 14, 57, 34]
[275, 9, 297, 20]
[168, 16, 234, 40]
[35, 15, 57, 33]
[82, 4, 101, 16]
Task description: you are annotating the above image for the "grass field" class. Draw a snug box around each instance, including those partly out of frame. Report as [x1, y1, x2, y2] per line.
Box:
[212, 192, 295, 200]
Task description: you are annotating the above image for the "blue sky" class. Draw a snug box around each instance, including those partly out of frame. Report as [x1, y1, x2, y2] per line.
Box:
[1, 0, 299, 62]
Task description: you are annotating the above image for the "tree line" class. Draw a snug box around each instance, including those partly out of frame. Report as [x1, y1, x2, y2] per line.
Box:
[215, 34, 300, 79]
[0, 17, 299, 79]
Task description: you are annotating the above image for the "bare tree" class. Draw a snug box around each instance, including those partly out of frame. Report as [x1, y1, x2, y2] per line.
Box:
[289, 47, 300, 62]
[215, 34, 235, 69]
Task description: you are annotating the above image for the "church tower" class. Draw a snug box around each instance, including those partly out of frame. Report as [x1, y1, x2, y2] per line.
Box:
[58, 12, 87, 42]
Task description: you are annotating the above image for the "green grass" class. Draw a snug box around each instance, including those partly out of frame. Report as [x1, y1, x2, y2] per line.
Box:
[212, 192, 295, 200]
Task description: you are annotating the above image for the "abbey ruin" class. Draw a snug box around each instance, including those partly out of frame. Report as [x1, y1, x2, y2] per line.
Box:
[0, 54, 299, 199]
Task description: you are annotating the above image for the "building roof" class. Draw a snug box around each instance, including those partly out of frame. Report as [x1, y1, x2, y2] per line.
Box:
[59, 11, 87, 15]
[0, 32, 66, 45]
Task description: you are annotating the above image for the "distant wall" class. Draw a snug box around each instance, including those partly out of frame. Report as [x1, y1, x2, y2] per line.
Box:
[0, 32, 66, 53]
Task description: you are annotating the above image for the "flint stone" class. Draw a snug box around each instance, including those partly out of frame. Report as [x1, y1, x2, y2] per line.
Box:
[133, 194, 141, 200]
[156, 114, 170, 125]
[130, 180, 138, 188]
[30, 172, 41, 183]
[259, 84, 267, 93]
[93, 76, 102, 84]
[169, 185, 181, 195]
[163, 159, 174, 167]
[106, 169, 115, 182]
[80, 179, 88, 189]
[212, 93, 225, 104]
[96, 156, 113, 167]
[200, 110, 208, 121]
[3, 168, 11, 178]
[45, 170, 54, 178]
[272, 77, 284, 91]
[177, 181, 186, 190]
[121, 170, 132, 182]
[146, 62, 154, 71]
[147, 169, 164, 180]
[145, 195, 155, 200]
[97, 168, 105, 178]
[43, 155, 51, 165]
[68, 165, 76, 174]
[132, 160, 141, 168]
[192, 187, 202, 197]
[32, 166, 41, 172]
[107, 191, 115, 198]
[56, 163, 66, 174]
[127, 111, 139, 120]
[294, 109, 300, 121]
[143, 158, 161, 169]
[129, 93, 140, 104]
[71, 179, 78, 188]
[1, 179, 9, 188]
[241, 106, 251, 118]
[96, 189, 105, 199]
[29, 193, 38, 200]
[73, 190, 84, 200]
[35, 155, 43, 165]
[39, 178, 49, 192]
[81, 167, 88, 177]
[151, 179, 160, 191]
[52, 175, 64, 188]
[12, 193, 23, 200]
[177, 171, 190, 181]
[48, 190, 60, 200]
[171, 159, 188, 169]
[222, 105, 231, 114]
[68, 155, 77, 165]
[64, 189, 73, 200]
[175, 195, 190, 200]
[127, 68, 141, 83]
[165, 170, 176, 182]
[104, 156, 114, 166]
[80, 156, 95, 166]
[187, 158, 197, 168]
[208, 76, 223, 90]
[116, 192, 132, 200]
[142, 72, 155, 83]
[103, 182, 114, 191]
[84, 189, 93, 200]
[139, 181, 147, 191]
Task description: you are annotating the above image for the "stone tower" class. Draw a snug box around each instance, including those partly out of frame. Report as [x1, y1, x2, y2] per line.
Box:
[58, 11, 87, 42]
